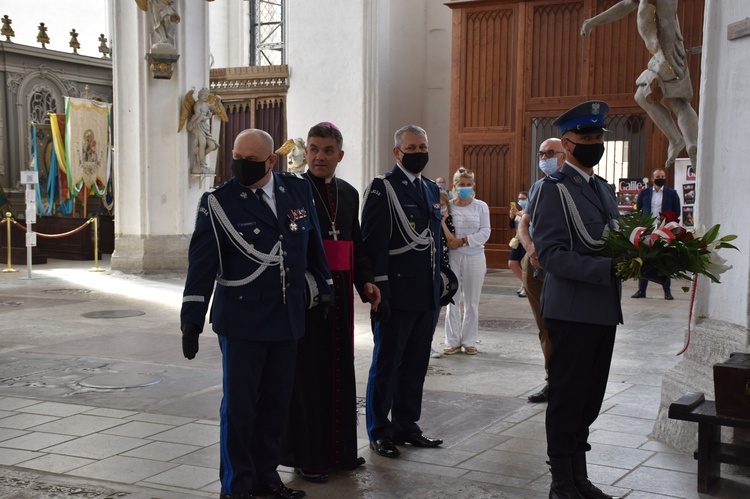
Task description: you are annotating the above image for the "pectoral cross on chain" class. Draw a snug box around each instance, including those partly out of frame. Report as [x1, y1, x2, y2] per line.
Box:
[329, 222, 340, 241]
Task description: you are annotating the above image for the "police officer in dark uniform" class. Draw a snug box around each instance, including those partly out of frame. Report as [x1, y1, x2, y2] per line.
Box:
[530, 102, 622, 499]
[180, 128, 332, 499]
[361, 125, 443, 459]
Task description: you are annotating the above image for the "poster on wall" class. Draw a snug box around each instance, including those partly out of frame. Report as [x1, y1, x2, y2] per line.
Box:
[673, 158, 696, 227]
[616, 177, 648, 214]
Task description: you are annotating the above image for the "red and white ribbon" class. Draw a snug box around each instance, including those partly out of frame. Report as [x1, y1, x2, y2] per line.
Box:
[629, 227, 647, 248]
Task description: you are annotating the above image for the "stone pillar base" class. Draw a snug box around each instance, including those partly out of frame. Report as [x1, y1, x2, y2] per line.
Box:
[110, 235, 189, 274]
[653, 318, 750, 454]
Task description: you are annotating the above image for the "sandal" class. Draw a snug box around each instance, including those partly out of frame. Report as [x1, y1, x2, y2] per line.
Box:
[443, 346, 461, 355]
[464, 346, 478, 355]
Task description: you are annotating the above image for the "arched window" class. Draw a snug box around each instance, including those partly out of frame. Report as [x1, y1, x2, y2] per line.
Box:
[28, 85, 59, 124]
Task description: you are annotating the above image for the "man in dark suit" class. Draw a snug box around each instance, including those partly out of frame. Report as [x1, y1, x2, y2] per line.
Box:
[531, 102, 622, 499]
[180, 128, 332, 499]
[631, 168, 681, 300]
[361, 124, 443, 458]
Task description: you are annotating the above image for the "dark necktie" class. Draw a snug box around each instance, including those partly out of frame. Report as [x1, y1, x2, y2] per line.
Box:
[589, 177, 603, 201]
[255, 189, 277, 223]
[413, 177, 424, 202]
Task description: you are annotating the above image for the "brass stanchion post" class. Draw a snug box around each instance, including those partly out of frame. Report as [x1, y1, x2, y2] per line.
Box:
[89, 216, 104, 272]
[2, 212, 18, 273]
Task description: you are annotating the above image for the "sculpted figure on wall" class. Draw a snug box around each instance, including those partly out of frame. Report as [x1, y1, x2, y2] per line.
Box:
[582, 0, 698, 169]
[136, 0, 181, 51]
[179, 88, 228, 174]
[275, 138, 307, 173]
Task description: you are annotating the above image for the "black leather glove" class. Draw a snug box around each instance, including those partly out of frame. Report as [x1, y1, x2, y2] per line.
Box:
[181, 323, 201, 360]
[311, 303, 331, 322]
[370, 299, 391, 323]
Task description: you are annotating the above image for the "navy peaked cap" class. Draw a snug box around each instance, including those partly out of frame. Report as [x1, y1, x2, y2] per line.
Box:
[554, 100, 610, 134]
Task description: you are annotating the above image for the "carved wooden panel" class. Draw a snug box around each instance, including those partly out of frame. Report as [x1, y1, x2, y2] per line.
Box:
[530, 1, 585, 98]
[587, 0, 652, 96]
[448, 0, 704, 268]
[462, 8, 516, 129]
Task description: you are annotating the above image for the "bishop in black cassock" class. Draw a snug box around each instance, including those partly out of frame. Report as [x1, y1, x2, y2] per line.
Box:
[281, 123, 379, 480]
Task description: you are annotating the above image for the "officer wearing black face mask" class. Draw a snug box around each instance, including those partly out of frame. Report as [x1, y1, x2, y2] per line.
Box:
[360, 124, 444, 459]
[180, 128, 333, 499]
[632, 168, 681, 300]
[529, 101, 624, 499]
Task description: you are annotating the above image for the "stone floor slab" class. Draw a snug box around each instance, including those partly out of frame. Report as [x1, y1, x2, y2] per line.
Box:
[17, 453, 95, 474]
[102, 420, 174, 438]
[122, 441, 201, 461]
[28, 413, 126, 436]
[143, 464, 217, 489]
[0, 397, 39, 411]
[67, 455, 178, 485]
[0, 413, 59, 430]
[15, 401, 95, 417]
[148, 422, 219, 447]
[44, 433, 148, 459]
[0, 431, 75, 450]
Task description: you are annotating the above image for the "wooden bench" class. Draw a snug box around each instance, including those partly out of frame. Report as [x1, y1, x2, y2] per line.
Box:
[668, 391, 750, 493]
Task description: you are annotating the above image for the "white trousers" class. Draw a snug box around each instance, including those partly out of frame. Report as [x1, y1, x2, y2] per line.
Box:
[445, 251, 486, 348]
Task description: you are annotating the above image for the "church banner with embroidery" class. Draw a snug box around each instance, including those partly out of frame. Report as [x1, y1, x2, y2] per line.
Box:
[64, 97, 112, 197]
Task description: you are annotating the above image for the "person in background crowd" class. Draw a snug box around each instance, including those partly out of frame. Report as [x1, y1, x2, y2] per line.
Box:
[508, 191, 529, 297]
[429, 189, 455, 359]
[517, 138, 566, 404]
[631, 168, 680, 300]
[443, 167, 491, 355]
[436, 176, 452, 198]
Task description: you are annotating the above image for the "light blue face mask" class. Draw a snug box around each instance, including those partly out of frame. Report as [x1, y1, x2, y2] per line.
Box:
[456, 187, 473, 199]
[517, 199, 528, 208]
[539, 158, 559, 176]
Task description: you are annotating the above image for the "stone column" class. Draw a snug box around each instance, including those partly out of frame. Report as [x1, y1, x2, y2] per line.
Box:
[110, 0, 212, 273]
[652, 0, 750, 452]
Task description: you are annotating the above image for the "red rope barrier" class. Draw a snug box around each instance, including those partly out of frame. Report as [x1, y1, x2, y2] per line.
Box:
[676, 274, 698, 356]
[11, 218, 93, 238]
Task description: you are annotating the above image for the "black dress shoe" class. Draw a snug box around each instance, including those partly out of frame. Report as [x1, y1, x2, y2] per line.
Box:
[294, 468, 328, 483]
[369, 438, 400, 457]
[664, 292, 674, 300]
[527, 384, 549, 403]
[253, 482, 305, 499]
[576, 480, 620, 499]
[356, 456, 366, 467]
[631, 290, 646, 298]
[393, 432, 443, 448]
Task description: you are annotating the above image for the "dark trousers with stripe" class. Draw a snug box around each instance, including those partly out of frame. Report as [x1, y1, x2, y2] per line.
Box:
[544, 318, 616, 459]
[218, 335, 297, 495]
[366, 308, 436, 440]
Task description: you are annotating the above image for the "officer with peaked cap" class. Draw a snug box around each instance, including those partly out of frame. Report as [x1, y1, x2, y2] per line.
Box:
[529, 101, 623, 499]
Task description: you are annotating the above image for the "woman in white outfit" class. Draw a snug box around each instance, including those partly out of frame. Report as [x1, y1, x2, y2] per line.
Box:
[443, 167, 491, 355]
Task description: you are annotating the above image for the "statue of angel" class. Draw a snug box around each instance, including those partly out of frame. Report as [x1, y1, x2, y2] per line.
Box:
[276, 138, 307, 173]
[581, 0, 698, 169]
[179, 88, 228, 174]
[135, 0, 181, 51]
